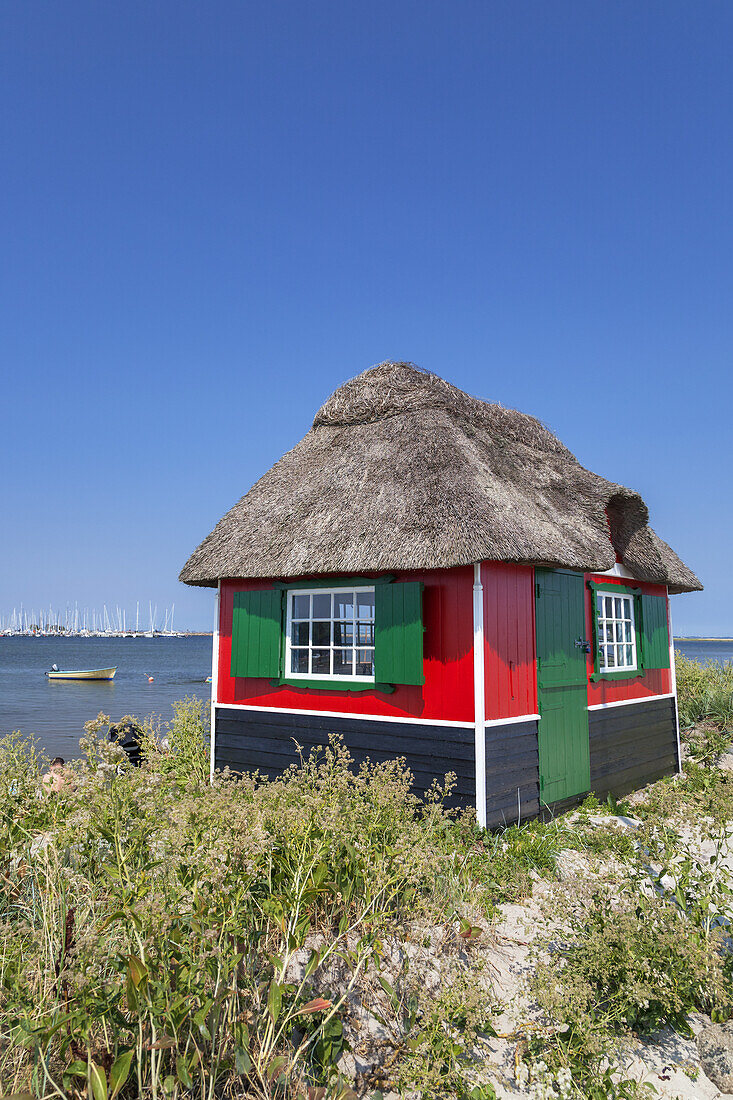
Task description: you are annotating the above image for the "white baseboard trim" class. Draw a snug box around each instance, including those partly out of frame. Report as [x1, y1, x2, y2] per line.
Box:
[215, 701, 474, 728]
[587, 692, 675, 712]
[485, 713, 541, 727]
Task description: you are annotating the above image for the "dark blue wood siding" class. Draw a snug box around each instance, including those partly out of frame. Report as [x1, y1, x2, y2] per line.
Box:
[215, 707, 546, 827]
[215, 707, 476, 805]
[485, 720, 540, 827]
[589, 696, 678, 799]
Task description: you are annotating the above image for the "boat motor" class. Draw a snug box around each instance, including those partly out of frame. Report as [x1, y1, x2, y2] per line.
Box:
[109, 720, 143, 766]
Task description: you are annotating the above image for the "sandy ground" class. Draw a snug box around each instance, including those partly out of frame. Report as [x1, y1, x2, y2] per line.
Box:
[468, 811, 733, 1099]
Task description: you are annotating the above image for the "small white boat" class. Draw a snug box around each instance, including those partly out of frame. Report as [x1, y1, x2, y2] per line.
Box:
[46, 667, 117, 681]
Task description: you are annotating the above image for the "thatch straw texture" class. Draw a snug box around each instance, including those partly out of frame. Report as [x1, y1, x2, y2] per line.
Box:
[180, 362, 701, 593]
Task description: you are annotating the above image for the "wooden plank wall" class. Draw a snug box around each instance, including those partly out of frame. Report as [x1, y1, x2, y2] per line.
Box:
[481, 562, 537, 720]
[589, 697, 678, 799]
[216, 709, 542, 825]
[218, 567, 475, 722]
[215, 708, 476, 806]
[485, 721, 540, 827]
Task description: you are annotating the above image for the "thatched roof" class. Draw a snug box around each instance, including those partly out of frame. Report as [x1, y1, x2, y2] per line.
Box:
[180, 362, 701, 594]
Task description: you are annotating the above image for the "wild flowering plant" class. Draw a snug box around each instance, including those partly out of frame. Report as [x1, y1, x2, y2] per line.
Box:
[676, 651, 733, 734]
[0, 716, 509, 1099]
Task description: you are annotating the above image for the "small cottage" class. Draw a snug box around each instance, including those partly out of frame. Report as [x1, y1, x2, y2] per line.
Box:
[180, 362, 701, 827]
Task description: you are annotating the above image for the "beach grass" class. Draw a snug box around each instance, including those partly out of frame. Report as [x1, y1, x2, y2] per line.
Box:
[2, 656, 733, 1098]
[675, 649, 733, 734]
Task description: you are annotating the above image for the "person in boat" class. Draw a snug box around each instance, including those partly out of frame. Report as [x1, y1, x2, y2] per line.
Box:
[51, 664, 58, 672]
[42, 757, 66, 794]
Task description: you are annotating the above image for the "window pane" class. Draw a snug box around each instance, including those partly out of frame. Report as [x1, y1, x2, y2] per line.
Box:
[605, 646, 615, 668]
[356, 649, 374, 677]
[312, 594, 331, 619]
[333, 649, 353, 676]
[292, 594, 310, 619]
[312, 649, 330, 674]
[605, 596, 615, 618]
[334, 622, 354, 646]
[614, 597, 622, 619]
[356, 591, 375, 620]
[287, 587, 375, 681]
[625, 644, 634, 666]
[291, 649, 309, 674]
[334, 593, 354, 619]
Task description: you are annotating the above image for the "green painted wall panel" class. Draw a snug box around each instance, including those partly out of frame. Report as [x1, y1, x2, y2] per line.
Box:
[535, 569, 591, 803]
[640, 594, 671, 671]
[374, 582, 425, 686]
[231, 589, 282, 679]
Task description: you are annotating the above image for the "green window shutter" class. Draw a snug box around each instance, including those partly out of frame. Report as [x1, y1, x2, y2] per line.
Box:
[374, 582, 425, 686]
[640, 594, 671, 670]
[231, 589, 282, 678]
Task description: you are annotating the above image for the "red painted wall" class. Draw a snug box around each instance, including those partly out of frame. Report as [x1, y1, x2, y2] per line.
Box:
[584, 574, 673, 705]
[217, 567, 475, 722]
[481, 562, 537, 720]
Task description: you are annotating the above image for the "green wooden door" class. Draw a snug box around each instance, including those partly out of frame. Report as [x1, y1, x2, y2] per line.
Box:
[535, 569, 591, 805]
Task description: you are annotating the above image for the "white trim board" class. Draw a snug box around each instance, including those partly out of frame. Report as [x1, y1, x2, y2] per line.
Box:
[594, 563, 637, 580]
[216, 701, 543, 732]
[485, 714, 541, 727]
[587, 693, 674, 712]
[472, 562, 487, 828]
[210, 582, 221, 781]
[215, 701, 474, 728]
[668, 588, 682, 774]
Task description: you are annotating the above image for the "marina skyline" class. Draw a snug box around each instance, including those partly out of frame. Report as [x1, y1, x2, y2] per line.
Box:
[1, 600, 184, 637]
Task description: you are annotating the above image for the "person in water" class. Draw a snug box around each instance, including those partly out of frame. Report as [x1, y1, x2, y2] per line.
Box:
[42, 757, 66, 794]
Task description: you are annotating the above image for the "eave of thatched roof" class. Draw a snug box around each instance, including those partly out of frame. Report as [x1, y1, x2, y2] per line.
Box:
[179, 362, 702, 594]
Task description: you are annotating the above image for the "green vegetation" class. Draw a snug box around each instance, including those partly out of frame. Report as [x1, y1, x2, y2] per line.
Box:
[675, 650, 733, 734]
[1, 701, 534, 1099]
[2, 654, 733, 1098]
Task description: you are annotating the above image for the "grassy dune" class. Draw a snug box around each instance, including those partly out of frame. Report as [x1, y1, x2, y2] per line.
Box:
[1, 656, 732, 1099]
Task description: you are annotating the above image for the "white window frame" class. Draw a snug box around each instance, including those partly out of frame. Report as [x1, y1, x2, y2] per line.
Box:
[284, 586, 376, 683]
[596, 590, 638, 673]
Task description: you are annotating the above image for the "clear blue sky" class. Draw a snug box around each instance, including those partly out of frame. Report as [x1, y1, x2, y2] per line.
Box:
[2, 2, 730, 633]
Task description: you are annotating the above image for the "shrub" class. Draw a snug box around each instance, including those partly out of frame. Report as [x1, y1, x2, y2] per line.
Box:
[140, 694, 210, 784]
[676, 651, 733, 733]
[559, 891, 724, 1030]
[527, 881, 730, 1098]
[1, 719, 529, 1098]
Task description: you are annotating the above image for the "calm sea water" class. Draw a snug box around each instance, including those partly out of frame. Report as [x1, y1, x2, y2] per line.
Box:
[0, 635, 730, 761]
[0, 635, 213, 759]
[675, 639, 733, 665]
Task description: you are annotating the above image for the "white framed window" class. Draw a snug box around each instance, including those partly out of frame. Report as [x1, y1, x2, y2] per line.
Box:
[285, 586, 375, 681]
[596, 592, 637, 672]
